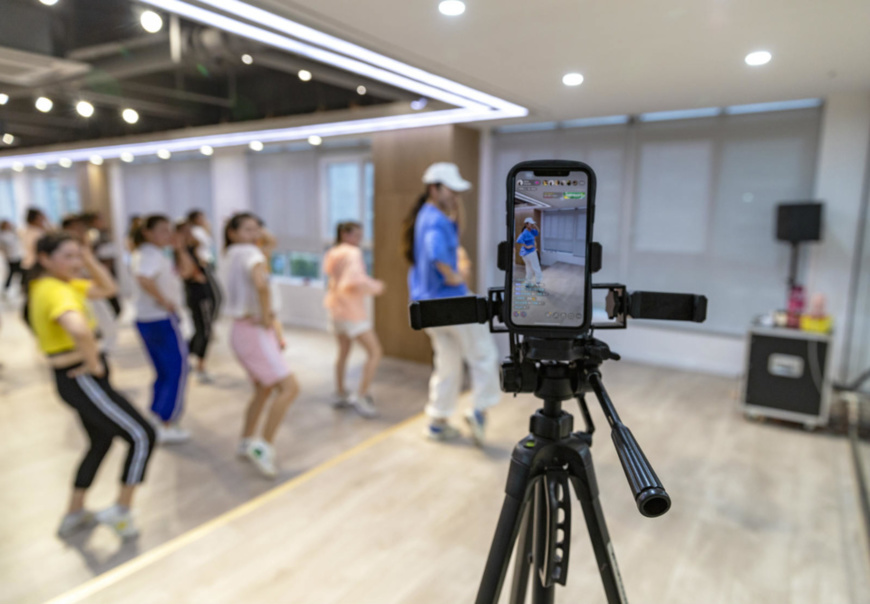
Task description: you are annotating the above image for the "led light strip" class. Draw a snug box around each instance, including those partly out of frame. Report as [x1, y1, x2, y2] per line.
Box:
[0, 108, 491, 169]
[184, 0, 526, 115]
[139, 0, 489, 111]
[0, 0, 526, 168]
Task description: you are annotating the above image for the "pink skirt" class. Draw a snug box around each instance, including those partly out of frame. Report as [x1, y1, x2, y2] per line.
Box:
[230, 319, 291, 387]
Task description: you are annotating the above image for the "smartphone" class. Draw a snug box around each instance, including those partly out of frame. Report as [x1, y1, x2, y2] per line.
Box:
[504, 160, 596, 335]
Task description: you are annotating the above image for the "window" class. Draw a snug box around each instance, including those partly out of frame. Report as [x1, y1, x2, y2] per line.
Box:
[0, 178, 14, 222]
[121, 158, 213, 226]
[30, 171, 81, 225]
[248, 147, 373, 281]
[490, 107, 822, 335]
[322, 156, 374, 245]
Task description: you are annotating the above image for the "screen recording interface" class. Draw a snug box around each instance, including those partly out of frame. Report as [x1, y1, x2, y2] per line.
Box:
[510, 171, 588, 327]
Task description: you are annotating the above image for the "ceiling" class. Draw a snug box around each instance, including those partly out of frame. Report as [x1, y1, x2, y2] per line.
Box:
[0, 0, 407, 149]
[253, 0, 870, 122]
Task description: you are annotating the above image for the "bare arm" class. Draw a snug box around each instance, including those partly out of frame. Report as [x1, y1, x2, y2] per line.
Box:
[251, 262, 273, 328]
[174, 243, 198, 281]
[435, 261, 465, 286]
[137, 276, 176, 313]
[57, 311, 105, 377]
[82, 246, 118, 300]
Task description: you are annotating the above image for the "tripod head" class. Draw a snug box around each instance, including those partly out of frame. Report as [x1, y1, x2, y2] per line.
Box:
[410, 282, 706, 518]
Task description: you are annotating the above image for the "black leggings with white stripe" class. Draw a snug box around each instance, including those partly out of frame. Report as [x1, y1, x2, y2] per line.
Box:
[54, 361, 156, 489]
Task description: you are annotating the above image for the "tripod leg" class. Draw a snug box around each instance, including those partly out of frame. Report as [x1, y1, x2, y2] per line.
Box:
[476, 453, 536, 604]
[508, 497, 533, 604]
[570, 449, 630, 604]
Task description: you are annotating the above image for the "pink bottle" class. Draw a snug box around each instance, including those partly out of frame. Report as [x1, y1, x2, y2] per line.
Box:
[786, 285, 805, 329]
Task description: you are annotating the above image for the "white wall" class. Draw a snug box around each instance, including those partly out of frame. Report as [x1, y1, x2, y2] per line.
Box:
[807, 91, 870, 381]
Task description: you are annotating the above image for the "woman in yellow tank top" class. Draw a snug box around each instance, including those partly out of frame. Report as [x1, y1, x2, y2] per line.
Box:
[27, 232, 155, 539]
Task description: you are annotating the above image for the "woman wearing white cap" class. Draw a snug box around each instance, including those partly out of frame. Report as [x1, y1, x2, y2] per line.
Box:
[517, 217, 543, 288]
[402, 162, 501, 445]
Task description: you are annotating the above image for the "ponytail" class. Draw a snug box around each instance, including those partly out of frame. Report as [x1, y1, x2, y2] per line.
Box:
[335, 221, 362, 246]
[401, 189, 431, 264]
[223, 212, 260, 249]
[132, 214, 169, 248]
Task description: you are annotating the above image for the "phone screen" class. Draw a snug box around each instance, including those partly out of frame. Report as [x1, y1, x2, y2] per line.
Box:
[510, 170, 589, 328]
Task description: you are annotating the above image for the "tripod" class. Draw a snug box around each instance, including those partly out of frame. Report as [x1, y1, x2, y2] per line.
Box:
[475, 338, 670, 604]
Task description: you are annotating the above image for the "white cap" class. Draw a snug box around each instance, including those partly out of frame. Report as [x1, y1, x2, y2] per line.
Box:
[422, 162, 471, 192]
[524, 217, 537, 224]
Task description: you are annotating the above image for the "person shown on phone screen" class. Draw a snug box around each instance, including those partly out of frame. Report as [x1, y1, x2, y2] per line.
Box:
[517, 216, 543, 289]
[403, 162, 500, 445]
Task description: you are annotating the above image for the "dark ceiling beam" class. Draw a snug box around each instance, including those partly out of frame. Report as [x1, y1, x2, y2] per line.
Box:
[118, 81, 234, 108]
[67, 33, 171, 62]
[253, 51, 416, 103]
[77, 90, 192, 120]
[0, 110, 86, 130]
[0, 122, 63, 139]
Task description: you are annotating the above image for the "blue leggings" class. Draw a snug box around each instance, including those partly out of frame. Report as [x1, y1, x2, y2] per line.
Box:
[136, 316, 189, 423]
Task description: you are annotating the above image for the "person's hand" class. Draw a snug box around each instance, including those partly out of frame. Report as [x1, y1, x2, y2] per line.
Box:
[277, 334, 287, 350]
[160, 299, 178, 314]
[68, 359, 106, 379]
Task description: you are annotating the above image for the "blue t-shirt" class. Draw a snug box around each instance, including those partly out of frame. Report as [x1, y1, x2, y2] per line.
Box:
[517, 228, 539, 257]
[409, 203, 468, 301]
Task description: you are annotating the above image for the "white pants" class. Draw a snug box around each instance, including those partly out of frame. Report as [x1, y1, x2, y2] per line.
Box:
[522, 252, 543, 284]
[423, 323, 501, 420]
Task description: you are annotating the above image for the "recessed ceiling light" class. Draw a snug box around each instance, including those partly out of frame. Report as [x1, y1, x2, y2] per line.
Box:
[39, 0, 60, 5]
[562, 72, 584, 87]
[35, 97, 53, 112]
[2, 133, 14, 145]
[410, 98, 428, 110]
[35, 161, 47, 170]
[120, 152, 135, 163]
[249, 140, 264, 151]
[0, 94, 8, 105]
[76, 100, 95, 118]
[12, 163, 24, 172]
[59, 158, 72, 168]
[200, 145, 214, 156]
[439, 1, 466, 16]
[122, 108, 140, 124]
[745, 50, 772, 66]
[157, 149, 171, 160]
[356, 85, 367, 96]
[308, 135, 322, 146]
[90, 155, 103, 166]
[298, 69, 312, 82]
[140, 10, 163, 33]
[241, 54, 253, 65]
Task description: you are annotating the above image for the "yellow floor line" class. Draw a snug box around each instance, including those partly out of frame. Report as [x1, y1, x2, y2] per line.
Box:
[44, 412, 425, 604]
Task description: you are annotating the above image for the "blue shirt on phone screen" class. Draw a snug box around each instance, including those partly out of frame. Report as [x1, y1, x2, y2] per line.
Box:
[517, 228, 539, 257]
[409, 203, 468, 301]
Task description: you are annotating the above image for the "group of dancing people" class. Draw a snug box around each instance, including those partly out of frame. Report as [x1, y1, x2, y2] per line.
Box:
[1, 161, 500, 540]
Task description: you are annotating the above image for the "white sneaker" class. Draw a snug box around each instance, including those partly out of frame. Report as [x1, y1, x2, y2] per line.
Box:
[332, 392, 351, 409]
[245, 439, 277, 479]
[424, 422, 461, 442]
[57, 510, 95, 538]
[196, 370, 216, 384]
[95, 504, 139, 539]
[350, 394, 379, 419]
[157, 424, 191, 445]
[465, 409, 487, 447]
[237, 438, 252, 459]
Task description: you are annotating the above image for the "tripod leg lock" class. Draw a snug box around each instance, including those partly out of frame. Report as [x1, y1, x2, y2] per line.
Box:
[534, 470, 572, 588]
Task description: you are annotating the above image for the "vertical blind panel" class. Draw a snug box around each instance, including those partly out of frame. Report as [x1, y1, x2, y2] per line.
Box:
[491, 108, 822, 335]
[248, 150, 320, 254]
[0, 178, 14, 221]
[121, 159, 213, 226]
[633, 139, 712, 254]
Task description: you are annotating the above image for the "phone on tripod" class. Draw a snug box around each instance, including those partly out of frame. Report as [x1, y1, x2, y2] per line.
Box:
[505, 160, 596, 337]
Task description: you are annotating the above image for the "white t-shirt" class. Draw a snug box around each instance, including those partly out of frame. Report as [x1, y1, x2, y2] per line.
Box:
[222, 244, 269, 319]
[132, 243, 179, 322]
[191, 225, 215, 265]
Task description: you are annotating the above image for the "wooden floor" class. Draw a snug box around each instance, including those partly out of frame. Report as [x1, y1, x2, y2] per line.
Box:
[1, 306, 869, 604]
[0, 304, 429, 604]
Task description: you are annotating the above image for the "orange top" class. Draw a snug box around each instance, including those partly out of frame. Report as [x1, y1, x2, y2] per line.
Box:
[323, 243, 383, 322]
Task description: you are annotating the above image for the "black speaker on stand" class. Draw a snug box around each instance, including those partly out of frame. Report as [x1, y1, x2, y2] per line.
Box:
[776, 201, 824, 292]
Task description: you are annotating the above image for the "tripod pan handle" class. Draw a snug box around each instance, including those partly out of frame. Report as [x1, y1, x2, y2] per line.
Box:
[611, 424, 671, 518]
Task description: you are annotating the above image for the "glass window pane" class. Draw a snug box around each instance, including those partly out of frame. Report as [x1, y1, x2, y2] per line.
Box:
[363, 161, 374, 241]
[327, 161, 361, 238]
[0, 178, 15, 222]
